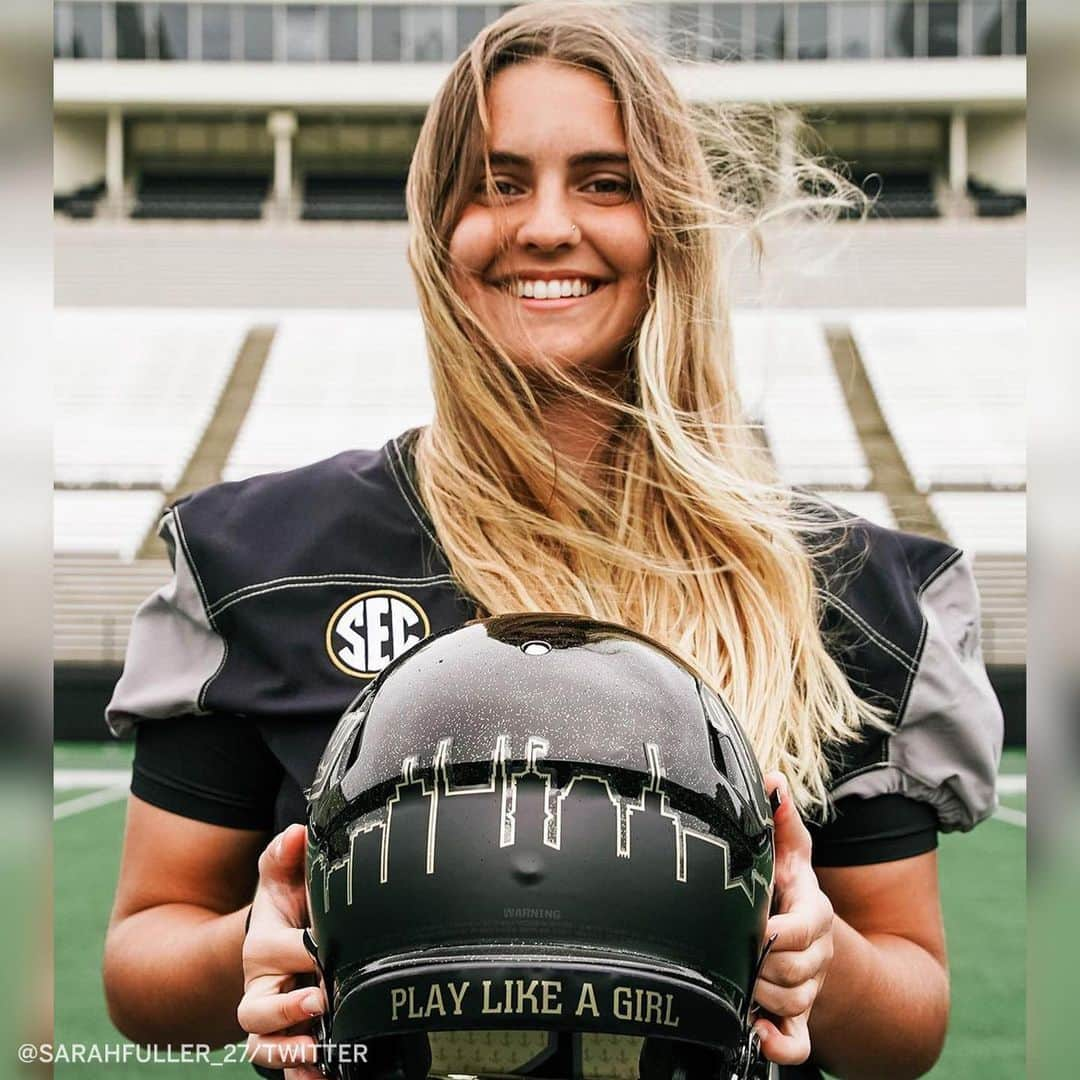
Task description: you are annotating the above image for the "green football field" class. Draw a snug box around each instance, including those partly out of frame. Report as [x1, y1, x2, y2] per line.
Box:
[54, 743, 1025, 1078]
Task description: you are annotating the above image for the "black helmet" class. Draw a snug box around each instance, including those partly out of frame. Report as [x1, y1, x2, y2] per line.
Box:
[304, 615, 775, 1080]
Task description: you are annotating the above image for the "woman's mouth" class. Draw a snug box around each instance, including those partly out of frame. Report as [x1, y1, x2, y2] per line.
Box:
[491, 277, 609, 309]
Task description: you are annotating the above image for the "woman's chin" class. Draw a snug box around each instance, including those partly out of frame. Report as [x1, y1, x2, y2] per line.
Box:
[511, 346, 618, 376]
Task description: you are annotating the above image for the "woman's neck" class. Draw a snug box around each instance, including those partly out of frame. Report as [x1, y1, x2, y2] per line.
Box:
[540, 390, 623, 490]
[544, 402, 605, 469]
[537, 358, 632, 490]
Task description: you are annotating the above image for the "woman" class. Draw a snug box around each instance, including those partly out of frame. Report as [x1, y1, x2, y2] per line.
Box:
[101, 4, 1002, 1079]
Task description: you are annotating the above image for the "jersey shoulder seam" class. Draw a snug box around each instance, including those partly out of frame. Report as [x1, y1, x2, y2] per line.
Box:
[820, 590, 919, 673]
[894, 546, 965, 725]
[387, 434, 442, 552]
[208, 572, 457, 618]
[171, 503, 230, 712]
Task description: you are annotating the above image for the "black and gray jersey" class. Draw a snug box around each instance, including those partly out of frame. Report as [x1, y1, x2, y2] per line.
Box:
[106, 428, 1002, 858]
[106, 429, 1002, 1080]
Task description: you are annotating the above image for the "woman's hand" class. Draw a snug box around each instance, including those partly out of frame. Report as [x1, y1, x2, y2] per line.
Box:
[753, 773, 836, 1067]
[237, 823, 327, 1080]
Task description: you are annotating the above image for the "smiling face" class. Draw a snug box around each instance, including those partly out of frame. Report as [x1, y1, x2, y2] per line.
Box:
[448, 59, 653, 378]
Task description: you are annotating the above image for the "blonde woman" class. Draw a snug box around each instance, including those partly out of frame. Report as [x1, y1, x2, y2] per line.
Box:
[102, 4, 1002, 1079]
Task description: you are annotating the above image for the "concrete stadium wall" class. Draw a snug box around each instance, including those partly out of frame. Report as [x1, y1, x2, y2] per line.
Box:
[55, 57, 1026, 111]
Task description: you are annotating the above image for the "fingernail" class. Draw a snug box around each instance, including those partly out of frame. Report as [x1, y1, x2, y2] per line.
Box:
[302, 991, 323, 1016]
[769, 788, 782, 814]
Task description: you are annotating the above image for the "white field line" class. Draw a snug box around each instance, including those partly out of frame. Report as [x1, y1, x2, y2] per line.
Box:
[993, 805, 1027, 828]
[997, 774, 1026, 795]
[54, 785, 129, 820]
[994, 773, 1027, 827]
[55, 768, 130, 790]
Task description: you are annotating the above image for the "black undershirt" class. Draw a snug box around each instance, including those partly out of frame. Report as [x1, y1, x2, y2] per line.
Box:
[132, 713, 284, 832]
[131, 713, 938, 865]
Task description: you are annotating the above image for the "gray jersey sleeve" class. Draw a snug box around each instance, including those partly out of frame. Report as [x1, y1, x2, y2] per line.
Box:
[829, 553, 1003, 831]
[105, 506, 226, 738]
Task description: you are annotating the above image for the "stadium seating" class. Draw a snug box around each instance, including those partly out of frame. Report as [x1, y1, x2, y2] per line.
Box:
[301, 175, 408, 221]
[223, 311, 870, 489]
[929, 491, 1026, 555]
[929, 491, 1026, 667]
[967, 178, 1027, 219]
[131, 172, 269, 220]
[54, 490, 165, 563]
[223, 311, 434, 480]
[842, 171, 940, 220]
[55, 178, 105, 219]
[731, 314, 871, 489]
[54, 555, 171, 663]
[850, 310, 1025, 491]
[54, 309, 247, 489]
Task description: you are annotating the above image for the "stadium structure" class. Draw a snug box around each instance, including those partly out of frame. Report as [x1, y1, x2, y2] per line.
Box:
[52, 0, 1025, 742]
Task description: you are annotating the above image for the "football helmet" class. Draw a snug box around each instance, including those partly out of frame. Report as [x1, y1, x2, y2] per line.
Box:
[304, 614, 776, 1080]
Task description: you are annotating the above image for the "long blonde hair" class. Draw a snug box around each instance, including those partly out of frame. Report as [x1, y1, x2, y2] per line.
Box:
[404, 0, 882, 818]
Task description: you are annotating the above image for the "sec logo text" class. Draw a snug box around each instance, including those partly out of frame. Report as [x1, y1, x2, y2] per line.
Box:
[326, 590, 430, 679]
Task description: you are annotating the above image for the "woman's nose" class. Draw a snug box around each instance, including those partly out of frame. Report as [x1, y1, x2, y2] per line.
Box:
[514, 185, 580, 251]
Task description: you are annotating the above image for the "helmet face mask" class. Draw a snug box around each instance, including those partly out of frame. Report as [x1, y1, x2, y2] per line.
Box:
[320, 1030, 756, 1080]
[305, 615, 775, 1080]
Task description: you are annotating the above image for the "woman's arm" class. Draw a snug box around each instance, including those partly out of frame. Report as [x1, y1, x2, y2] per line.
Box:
[807, 853, 949, 1080]
[102, 795, 268, 1047]
[753, 777, 949, 1078]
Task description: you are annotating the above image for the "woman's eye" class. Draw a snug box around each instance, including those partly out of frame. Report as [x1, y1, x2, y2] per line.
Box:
[476, 178, 520, 199]
[474, 176, 633, 201]
[584, 177, 634, 199]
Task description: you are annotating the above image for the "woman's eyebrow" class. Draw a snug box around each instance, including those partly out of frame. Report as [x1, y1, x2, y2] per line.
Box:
[487, 150, 630, 168]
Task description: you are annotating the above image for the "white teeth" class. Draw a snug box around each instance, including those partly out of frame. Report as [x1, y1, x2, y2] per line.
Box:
[511, 278, 595, 299]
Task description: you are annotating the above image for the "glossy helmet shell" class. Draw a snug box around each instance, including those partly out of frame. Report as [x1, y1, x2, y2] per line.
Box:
[305, 615, 774, 1079]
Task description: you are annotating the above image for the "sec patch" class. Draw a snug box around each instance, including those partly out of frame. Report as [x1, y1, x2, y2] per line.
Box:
[326, 590, 431, 679]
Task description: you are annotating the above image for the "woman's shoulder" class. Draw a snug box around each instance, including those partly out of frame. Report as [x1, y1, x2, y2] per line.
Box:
[164, 434, 436, 606]
[808, 503, 965, 673]
[174, 441, 406, 543]
[105, 433, 453, 737]
[800, 498, 1002, 833]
